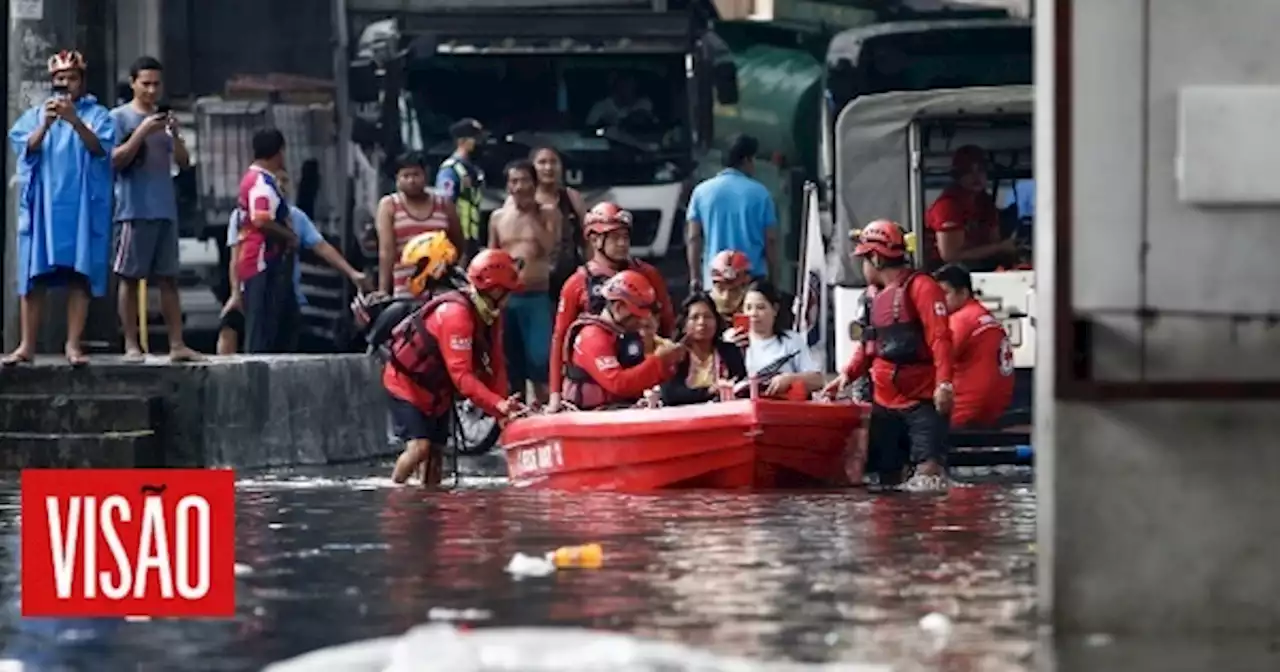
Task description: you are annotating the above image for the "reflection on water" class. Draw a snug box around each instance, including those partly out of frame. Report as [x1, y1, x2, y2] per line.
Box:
[0, 467, 1038, 671]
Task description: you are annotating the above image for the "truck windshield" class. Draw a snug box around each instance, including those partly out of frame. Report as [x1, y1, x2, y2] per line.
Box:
[404, 53, 690, 183]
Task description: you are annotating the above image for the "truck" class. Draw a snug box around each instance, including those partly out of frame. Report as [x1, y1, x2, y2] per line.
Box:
[815, 18, 1035, 434]
[342, 0, 741, 273]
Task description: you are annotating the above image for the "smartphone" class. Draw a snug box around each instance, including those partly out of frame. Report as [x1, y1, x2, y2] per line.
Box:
[733, 314, 750, 332]
[50, 83, 69, 98]
[156, 103, 171, 115]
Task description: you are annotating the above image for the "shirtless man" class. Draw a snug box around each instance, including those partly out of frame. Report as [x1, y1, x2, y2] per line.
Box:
[488, 159, 560, 402]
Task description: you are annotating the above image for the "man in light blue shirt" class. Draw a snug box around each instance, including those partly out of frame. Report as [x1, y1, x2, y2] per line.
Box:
[685, 134, 778, 292]
[219, 203, 369, 354]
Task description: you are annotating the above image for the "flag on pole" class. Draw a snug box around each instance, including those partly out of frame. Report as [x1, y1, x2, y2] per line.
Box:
[794, 182, 829, 372]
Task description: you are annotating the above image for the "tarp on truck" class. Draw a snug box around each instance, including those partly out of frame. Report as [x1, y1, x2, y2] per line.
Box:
[829, 84, 1032, 285]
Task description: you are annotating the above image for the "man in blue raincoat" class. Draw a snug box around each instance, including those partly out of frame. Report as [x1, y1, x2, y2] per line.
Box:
[4, 49, 115, 366]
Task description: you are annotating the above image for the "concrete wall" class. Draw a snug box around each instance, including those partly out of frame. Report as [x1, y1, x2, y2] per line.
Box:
[1040, 0, 1280, 635]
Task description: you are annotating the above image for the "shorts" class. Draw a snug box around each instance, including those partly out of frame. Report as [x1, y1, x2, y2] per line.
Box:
[503, 291, 552, 387]
[113, 219, 180, 280]
[220, 307, 245, 342]
[387, 395, 451, 444]
[242, 259, 300, 354]
[865, 402, 948, 476]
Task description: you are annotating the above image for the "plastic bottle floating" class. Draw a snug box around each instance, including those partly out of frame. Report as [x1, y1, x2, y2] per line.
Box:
[549, 543, 603, 569]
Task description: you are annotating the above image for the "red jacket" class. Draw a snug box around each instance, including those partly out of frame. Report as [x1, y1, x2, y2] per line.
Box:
[550, 260, 674, 394]
[566, 321, 672, 406]
[842, 273, 954, 410]
[948, 298, 1014, 428]
[382, 297, 509, 418]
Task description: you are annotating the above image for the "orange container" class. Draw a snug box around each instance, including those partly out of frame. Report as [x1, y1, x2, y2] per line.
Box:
[548, 543, 603, 569]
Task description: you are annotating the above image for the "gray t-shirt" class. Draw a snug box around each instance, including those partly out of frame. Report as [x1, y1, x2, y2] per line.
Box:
[111, 104, 177, 222]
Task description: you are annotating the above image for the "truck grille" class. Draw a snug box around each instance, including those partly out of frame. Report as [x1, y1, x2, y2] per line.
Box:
[630, 210, 661, 248]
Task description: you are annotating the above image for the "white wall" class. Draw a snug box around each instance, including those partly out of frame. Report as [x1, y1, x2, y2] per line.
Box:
[1043, 0, 1280, 635]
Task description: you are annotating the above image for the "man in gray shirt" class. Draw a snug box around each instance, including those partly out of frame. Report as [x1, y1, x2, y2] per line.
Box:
[111, 55, 202, 361]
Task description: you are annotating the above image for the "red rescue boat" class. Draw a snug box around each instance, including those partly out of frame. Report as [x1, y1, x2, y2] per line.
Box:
[500, 399, 869, 491]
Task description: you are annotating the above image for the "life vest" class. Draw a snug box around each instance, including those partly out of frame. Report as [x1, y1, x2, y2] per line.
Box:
[441, 157, 483, 245]
[384, 291, 492, 392]
[865, 273, 930, 366]
[561, 316, 646, 410]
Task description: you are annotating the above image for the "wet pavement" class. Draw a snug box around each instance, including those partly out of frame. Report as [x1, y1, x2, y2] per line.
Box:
[0, 466, 1039, 671]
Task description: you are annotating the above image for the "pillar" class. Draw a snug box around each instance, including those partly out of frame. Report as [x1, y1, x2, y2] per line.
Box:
[1042, 0, 1280, 638]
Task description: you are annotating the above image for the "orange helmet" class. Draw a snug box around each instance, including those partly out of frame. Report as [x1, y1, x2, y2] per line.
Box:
[583, 202, 633, 236]
[853, 219, 908, 259]
[601, 269, 655, 319]
[48, 50, 87, 74]
[709, 249, 751, 286]
[467, 249, 524, 293]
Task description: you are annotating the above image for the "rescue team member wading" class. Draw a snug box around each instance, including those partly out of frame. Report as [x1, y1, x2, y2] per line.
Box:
[547, 202, 675, 411]
[377, 151, 463, 297]
[435, 118, 486, 257]
[382, 249, 526, 487]
[924, 145, 1017, 271]
[822, 220, 955, 490]
[709, 249, 752, 348]
[934, 264, 1014, 429]
[563, 270, 687, 410]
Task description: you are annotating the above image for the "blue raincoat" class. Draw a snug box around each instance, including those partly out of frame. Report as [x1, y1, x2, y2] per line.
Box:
[8, 95, 115, 297]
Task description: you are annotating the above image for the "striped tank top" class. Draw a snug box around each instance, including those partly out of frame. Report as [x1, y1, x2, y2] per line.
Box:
[391, 192, 450, 296]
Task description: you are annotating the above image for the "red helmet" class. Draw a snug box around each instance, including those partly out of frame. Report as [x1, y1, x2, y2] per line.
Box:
[601, 269, 656, 319]
[709, 249, 751, 286]
[583, 202, 633, 236]
[467, 249, 524, 293]
[853, 219, 908, 259]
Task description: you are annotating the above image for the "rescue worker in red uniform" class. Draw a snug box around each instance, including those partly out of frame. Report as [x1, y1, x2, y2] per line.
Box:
[562, 270, 687, 410]
[548, 202, 674, 410]
[382, 249, 527, 486]
[708, 249, 752, 347]
[822, 220, 955, 489]
[924, 145, 1018, 271]
[933, 264, 1015, 428]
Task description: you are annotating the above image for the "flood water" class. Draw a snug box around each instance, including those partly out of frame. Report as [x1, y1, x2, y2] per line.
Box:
[0, 466, 1040, 671]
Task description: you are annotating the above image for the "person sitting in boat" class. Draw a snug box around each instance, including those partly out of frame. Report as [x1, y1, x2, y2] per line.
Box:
[933, 263, 1014, 429]
[660, 293, 748, 406]
[821, 220, 955, 491]
[709, 249, 752, 348]
[562, 270, 687, 410]
[353, 230, 466, 350]
[740, 280, 824, 400]
[382, 249, 528, 486]
[548, 202, 675, 411]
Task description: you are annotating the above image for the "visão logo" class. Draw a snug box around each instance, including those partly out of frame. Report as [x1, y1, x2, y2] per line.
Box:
[21, 469, 236, 618]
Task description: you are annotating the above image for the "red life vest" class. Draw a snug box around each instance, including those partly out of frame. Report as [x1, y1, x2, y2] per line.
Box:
[561, 315, 646, 410]
[866, 273, 930, 366]
[385, 291, 493, 392]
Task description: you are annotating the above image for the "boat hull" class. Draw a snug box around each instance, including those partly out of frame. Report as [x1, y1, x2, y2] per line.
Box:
[500, 400, 868, 491]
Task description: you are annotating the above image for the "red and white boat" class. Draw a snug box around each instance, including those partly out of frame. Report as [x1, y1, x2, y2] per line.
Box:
[500, 399, 869, 491]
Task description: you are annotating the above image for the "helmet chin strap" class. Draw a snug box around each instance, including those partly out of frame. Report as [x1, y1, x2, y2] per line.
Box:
[593, 238, 628, 267]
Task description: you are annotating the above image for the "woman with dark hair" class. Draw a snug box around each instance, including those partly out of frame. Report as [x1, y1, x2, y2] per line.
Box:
[660, 293, 747, 406]
[742, 280, 824, 399]
[528, 146, 586, 296]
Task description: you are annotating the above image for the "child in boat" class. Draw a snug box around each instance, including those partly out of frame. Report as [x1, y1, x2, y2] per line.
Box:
[660, 293, 748, 406]
[709, 249, 752, 348]
[561, 270, 687, 410]
[548, 202, 675, 411]
[741, 280, 824, 400]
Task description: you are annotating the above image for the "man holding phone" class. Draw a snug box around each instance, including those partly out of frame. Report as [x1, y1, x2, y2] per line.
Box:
[4, 49, 114, 367]
[110, 55, 202, 362]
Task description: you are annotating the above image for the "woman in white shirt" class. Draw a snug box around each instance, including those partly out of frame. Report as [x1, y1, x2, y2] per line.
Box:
[741, 281, 825, 399]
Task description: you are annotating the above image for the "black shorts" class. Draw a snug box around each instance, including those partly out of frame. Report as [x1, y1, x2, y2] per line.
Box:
[866, 402, 948, 476]
[387, 395, 451, 444]
[220, 307, 245, 341]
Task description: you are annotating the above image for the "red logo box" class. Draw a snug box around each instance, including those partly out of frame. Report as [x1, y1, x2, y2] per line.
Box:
[20, 469, 236, 618]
